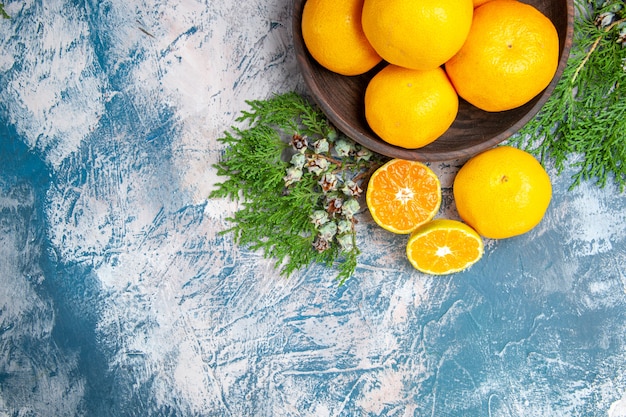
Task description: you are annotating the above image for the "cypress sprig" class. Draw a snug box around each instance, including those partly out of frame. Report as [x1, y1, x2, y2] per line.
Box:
[210, 92, 386, 284]
[510, 0, 626, 191]
[0, 4, 10, 19]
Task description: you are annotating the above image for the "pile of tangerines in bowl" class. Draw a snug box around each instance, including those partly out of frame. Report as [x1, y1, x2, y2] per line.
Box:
[300, 0, 561, 150]
[293, 0, 568, 274]
[293, 0, 573, 162]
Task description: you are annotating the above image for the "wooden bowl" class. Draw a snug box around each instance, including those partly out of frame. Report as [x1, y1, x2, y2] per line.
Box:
[292, 0, 575, 162]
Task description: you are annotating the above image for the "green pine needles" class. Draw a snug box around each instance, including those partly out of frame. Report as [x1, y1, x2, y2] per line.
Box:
[210, 92, 385, 284]
[510, 0, 626, 191]
[0, 4, 10, 19]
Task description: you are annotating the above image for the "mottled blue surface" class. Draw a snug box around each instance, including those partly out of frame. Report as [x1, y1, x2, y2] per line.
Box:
[2, 1, 626, 416]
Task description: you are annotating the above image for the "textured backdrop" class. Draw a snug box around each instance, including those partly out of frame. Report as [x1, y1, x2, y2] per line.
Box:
[1, 1, 626, 416]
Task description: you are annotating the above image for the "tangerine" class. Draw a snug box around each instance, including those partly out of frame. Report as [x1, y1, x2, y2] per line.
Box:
[472, 0, 492, 7]
[406, 219, 484, 275]
[445, 0, 560, 112]
[366, 159, 441, 234]
[453, 146, 552, 239]
[364, 65, 458, 149]
[361, 0, 473, 70]
[301, 0, 382, 76]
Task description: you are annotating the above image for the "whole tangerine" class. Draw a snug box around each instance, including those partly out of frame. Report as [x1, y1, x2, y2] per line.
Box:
[301, 0, 382, 76]
[453, 146, 552, 239]
[364, 65, 459, 149]
[361, 0, 473, 70]
[445, 0, 560, 112]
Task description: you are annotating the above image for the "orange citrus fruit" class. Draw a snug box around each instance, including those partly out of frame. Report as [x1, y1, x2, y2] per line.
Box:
[472, 0, 492, 7]
[453, 146, 552, 239]
[366, 159, 441, 234]
[445, 0, 560, 112]
[361, 0, 473, 70]
[406, 219, 484, 275]
[301, 0, 382, 76]
[364, 65, 458, 149]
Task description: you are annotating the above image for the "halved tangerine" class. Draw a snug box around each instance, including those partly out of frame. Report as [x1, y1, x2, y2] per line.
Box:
[366, 159, 441, 234]
[406, 219, 484, 275]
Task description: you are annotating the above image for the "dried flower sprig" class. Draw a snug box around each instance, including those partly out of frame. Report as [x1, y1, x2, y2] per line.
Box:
[283, 126, 378, 260]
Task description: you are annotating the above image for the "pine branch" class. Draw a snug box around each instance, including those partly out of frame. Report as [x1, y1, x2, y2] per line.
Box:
[210, 92, 386, 284]
[509, 0, 626, 191]
[0, 4, 10, 19]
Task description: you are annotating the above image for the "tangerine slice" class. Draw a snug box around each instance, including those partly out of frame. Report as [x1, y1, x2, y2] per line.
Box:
[406, 219, 484, 275]
[366, 159, 441, 234]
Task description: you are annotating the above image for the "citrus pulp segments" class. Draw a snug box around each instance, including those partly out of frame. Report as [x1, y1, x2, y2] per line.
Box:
[406, 219, 484, 275]
[366, 159, 442, 234]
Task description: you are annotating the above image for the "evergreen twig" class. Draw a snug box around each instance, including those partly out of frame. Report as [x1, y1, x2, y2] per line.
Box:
[210, 92, 386, 284]
[0, 4, 10, 19]
[509, 0, 626, 191]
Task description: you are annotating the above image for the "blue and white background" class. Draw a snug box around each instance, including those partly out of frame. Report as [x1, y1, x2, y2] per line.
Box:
[1, 1, 626, 415]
